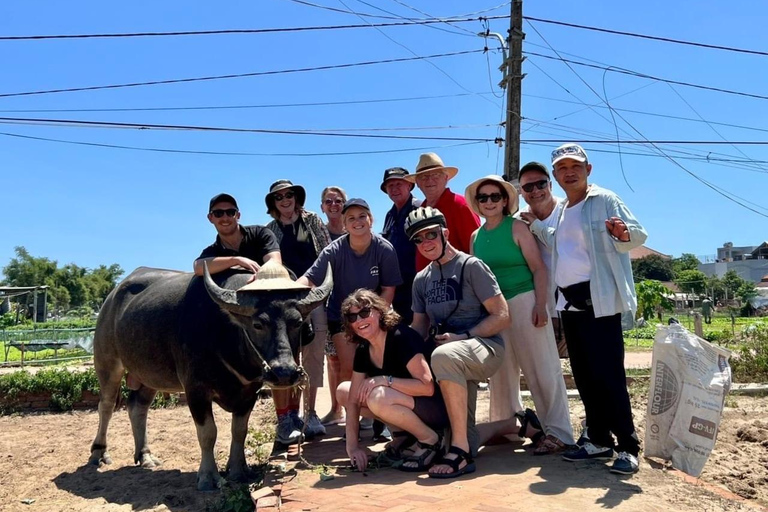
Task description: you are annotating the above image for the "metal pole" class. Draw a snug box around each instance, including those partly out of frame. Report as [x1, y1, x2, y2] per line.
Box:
[504, 0, 524, 183]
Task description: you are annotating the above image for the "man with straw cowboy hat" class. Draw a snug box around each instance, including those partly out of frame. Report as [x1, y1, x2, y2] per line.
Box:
[404, 153, 480, 271]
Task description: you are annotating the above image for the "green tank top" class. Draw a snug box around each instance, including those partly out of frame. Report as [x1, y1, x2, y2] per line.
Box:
[473, 216, 534, 300]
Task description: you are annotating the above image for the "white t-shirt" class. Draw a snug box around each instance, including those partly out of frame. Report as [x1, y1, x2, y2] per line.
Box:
[523, 198, 564, 317]
[555, 200, 591, 310]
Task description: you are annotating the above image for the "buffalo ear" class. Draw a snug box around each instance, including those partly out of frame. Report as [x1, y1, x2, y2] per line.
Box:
[203, 263, 257, 316]
[296, 264, 333, 318]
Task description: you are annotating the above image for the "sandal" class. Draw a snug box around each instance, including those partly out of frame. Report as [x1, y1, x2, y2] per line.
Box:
[515, 408, 545, 447]
[533, 434, 568, 456]
[384, 432, 417, 461]
[399, 434, 443, 473]
[428, 446, 476, 479]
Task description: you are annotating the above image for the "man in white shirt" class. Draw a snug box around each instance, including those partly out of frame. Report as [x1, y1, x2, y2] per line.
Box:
[541, 144, 647, 476]
[517, 161, 567, 357]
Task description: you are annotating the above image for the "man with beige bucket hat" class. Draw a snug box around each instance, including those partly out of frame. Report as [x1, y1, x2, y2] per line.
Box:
[404, 153, 480, 271]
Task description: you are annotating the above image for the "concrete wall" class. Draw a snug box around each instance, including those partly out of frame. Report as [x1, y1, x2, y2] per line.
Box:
[699, 259, 768, 283]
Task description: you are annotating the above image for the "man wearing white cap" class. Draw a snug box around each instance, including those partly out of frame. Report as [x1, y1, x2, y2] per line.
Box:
[404, 153, 480, 271]
[532, 143, 647, 475]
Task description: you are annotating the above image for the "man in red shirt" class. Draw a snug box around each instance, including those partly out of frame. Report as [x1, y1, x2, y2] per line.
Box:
[404, 153, 480, 271]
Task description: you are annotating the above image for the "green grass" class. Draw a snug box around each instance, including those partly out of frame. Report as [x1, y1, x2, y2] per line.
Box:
[623, 315, 767, 349]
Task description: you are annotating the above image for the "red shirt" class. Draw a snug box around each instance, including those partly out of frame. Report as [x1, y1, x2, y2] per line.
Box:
[415, 188, 481, 271]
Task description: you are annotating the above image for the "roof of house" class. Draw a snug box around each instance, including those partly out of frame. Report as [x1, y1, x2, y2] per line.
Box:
[629, 245, 672, 260]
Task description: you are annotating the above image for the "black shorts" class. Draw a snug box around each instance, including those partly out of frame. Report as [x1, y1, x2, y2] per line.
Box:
[328, 320, 344, 337]
[413, 393, 449, 430]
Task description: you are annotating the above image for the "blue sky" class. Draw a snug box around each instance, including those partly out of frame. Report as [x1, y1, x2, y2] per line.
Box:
[1, 0, 767, 277]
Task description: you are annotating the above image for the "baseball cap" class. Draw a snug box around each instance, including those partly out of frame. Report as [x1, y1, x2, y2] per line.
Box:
[551, 143, 588, 166]
[341, 198, 371, 214]
[519, 161, 550, 179]
[209, 193, 238, 212]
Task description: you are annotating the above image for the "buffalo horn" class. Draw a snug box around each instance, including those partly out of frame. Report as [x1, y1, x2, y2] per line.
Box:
[296, 264, 333, 317]
[203, 263, 256, 316]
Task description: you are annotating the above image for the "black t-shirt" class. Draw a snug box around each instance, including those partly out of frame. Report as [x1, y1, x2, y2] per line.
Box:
[196, 225, 280, 264]
[353, 324, 432, 379]
[278, 217, 317, 277]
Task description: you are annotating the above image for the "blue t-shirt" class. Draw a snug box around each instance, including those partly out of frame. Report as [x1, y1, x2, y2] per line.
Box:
[304, 234, 403, 322]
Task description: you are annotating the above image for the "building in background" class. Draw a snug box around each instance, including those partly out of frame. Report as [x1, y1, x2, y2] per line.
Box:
[699, 241, 768, 283]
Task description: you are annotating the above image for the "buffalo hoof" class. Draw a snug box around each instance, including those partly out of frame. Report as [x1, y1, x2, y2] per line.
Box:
[135, 453, 161, 468]
[196, 471, 223, 492]
[89, 452, 112, 466]
[226, 466, 250, 483]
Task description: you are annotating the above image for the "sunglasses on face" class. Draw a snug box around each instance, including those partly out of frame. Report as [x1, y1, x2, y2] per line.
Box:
[273, 191, 295, 202]
[412, 230, 440, 245]
[521, 179, 549, 193]
[211, 208, 238, 218]
[344, 307, 372, 323]
[476, 193, 504, 204]
[324, 198, 344, 206]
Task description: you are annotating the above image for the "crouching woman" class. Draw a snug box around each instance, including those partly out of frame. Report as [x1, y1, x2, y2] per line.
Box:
[337, 289, 448, 473]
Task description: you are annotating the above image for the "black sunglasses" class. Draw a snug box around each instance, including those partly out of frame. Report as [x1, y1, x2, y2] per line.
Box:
[344, 307, 372, 323]
[412, 230, 440, 245]
[521, 179, 549, 193]
[211, 208, 238, 218]
[273, 191, 295, 202]
[324, 198, 344, 205]
[476, 193, 504, 204]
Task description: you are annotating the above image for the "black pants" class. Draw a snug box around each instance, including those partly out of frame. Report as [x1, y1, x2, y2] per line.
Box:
[561, 310, 640, 456]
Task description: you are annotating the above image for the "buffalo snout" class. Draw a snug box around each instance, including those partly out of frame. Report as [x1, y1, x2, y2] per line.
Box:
[263, 362, 302, 388]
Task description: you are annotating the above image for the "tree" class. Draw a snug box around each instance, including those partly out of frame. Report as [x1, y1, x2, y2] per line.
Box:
[722, 270, 746, 301]
[632, 255, 675, 282]
[737, 281, 758, 305]
[675, 269, 707, 295]
[672, 253, 701, 274]
[635, 280, 674, 321]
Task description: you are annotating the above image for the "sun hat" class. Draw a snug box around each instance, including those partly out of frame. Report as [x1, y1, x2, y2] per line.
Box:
[237, 259, 311, 292]
[551, 143, 589, 166]
[404, 207, 446, 240]
[518, 161, 551, 180]
[464, 175, 519, 217]
[209, 193, 238, 212]
[380, 167, 414, 193]
[402, 153, 459, 183]
[264, 179, 307, 212]
[341, 198, 371, 214]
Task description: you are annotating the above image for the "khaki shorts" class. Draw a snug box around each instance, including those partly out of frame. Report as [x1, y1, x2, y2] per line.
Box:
[431, 338, 504, 456]
[302, 306, 327, 388]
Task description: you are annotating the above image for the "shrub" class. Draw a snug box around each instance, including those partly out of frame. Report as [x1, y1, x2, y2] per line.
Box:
[731, 325, 768, 383]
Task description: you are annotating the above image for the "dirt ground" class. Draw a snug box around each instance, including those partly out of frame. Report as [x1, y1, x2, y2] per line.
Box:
[1, 386, 766, 512]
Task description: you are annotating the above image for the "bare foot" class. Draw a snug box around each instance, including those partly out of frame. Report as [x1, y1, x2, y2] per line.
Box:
[320, 409, 345, 425]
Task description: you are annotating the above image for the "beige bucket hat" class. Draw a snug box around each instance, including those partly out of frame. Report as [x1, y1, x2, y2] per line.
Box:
[237, 259, 311, 292]
[403, 153, 459, 183]
[464, 175, 519, 217]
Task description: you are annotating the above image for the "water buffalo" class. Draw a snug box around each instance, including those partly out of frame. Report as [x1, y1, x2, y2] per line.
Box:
[88, 261, 331, 491]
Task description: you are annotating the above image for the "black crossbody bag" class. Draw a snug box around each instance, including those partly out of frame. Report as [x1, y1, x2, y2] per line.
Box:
[557, 280, 593, 312]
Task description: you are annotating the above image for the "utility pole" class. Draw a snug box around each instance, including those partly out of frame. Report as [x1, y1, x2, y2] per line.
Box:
[503, 0, 524, 183]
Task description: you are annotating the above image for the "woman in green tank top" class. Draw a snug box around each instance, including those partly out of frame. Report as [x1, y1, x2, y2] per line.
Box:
[464, 175, 575, 455]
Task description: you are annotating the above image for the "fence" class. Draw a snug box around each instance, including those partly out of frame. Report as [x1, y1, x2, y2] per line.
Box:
[0, 326, 95, 367]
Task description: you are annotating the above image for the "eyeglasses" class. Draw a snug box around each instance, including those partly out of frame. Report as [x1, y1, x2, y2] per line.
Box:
[344, 307, 372, 323]
[324, 198, 344, 206]
[476, 193, 504, 204]
[521, 179, 549, 193]
[273, 191, 295, 202]
[210, 208, 238, 218]
[412, 230, 440, 245]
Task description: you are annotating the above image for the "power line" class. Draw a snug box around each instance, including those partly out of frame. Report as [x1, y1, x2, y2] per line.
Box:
[0, 116, 497, 141]
[523, 16, 768, 57]
[524, 50, 768, 102]
[0, 130, 485, 156]
[0, 49, 483, 99]
[285, 0, 510, 21]
[0, 92, 497, 113]
[521, 139, 768, 145]
[0, 16, 507, 41]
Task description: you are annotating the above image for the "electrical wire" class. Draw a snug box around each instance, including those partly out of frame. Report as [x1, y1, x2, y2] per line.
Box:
[0, 49, 483, 99]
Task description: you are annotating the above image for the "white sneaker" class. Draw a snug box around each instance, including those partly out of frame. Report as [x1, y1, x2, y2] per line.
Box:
[359, 417, 374, 430]
[276, 414, 303, 445]
[304, 411, 326, 437]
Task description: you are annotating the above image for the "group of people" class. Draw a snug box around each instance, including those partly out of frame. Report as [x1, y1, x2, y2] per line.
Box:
[194, 142, 647, 478]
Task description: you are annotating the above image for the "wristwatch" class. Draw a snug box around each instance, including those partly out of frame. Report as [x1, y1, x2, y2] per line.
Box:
[387, 375, 394, 387]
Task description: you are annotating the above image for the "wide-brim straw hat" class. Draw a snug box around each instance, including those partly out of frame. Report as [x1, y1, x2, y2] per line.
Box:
[237, 260, 311, 292]
[403, 153, 459, 183]
[464, 175, 519, 217]
[264, 179, 307, 212]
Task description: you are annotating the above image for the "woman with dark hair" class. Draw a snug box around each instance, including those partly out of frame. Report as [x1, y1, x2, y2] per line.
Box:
[265, 179, 331, 442]
[337, 289, 448, 473]
[465, 175, 574, 455]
